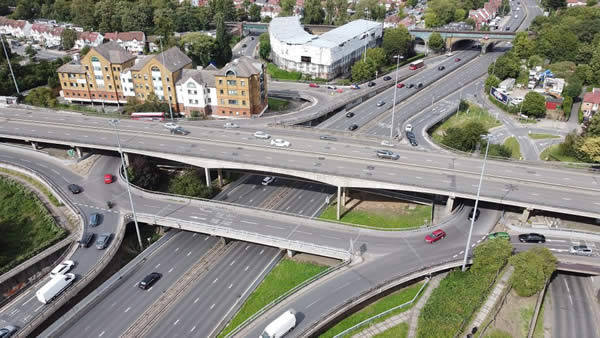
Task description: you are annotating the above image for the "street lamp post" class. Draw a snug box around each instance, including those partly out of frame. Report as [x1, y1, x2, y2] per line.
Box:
[389, 55, 403, 140]
[109, 119, 144, 251]
[159, 38, 174, 121]
[1, 34, 19, 94]
[462, 134, 490, 272]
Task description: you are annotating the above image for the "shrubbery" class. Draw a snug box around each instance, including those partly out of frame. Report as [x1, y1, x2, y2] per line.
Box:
[509, 247, 556, 297]
[168, 169, 213, 199]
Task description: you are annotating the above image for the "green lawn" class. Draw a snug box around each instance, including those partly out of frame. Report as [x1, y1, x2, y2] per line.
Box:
[218, 258, 328, 337]
[503, 136, 522, 160]
[268, 97, 289, 111]
[431, 104, 501, 143]
[320, 282, 425, 338]
[267, 63, 302, 81]
[528, 133, 561, 140]
[320, 203, 432, 230]
[0, 168, 62, 206]
[485, 329, 512, 338]
[0, 177, 66, 273]
[374, 323, 409, 338]
[539, 144, 579, 162]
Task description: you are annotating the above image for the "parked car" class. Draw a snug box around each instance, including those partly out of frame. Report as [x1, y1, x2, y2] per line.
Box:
[309, 83, 320, 88]
[405, 124, 413, 132]
[242, 43, 247, 48]
[89, 213, 101, 227]
[570, 245, 593, 256]
[345, 112, 355, 118]
[223, 122, 239, 129]
[505, 26, 511, 31]
[518, 233, 546, 243]
[138, 272, 162, 290]
[350, 84, 360, 89]
[468, 208, 480, 221]
[376, 100, 385, 107]
[104, 174, 113, 184]
[0, 325, 18, 338]
[438, 65, 445, 71]
[455, 57, 461, 62]
[376, 149, 399, 160]
[262, 176, 275, 186]
[50, 260, 75, 277]
[254, 131, 271, 139]
[488, 232, 511, 240]
[78, 233, 95, 248]
[381, 140, 395, 147]
[368, 82, 376, 87]
[68, 184, 81, 194]
[320, 135, 337, 141]
[406, 131, 416, 140]
[270, 138, 290, 147]
[95, 233, 112, 250]
[397, 83, 405, 88]
[409, 138, 418, 147]
[348, 124, 359, 131]
[425, 229, 447, 243]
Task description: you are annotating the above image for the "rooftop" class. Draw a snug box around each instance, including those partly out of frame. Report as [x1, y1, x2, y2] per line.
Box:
[583, 88, 600, 104]
[155, 47, 192, 72]
[217, 56, 263, 78]
[93, 41, 136, 64]
[57, 62, 85, 74]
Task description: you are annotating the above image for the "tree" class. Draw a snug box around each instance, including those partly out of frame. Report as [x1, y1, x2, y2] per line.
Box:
[366, 48, 386, 71]
[513, 32, 534, 59]
[127, 155, 161, 190]
[587, 0, 597, 6]
[324, 0, 336, 24]
[154, 7, 175, 41]
[333, 0, 349, 25]
[459, 99, 469, 112]
[181, 33, 217, 67]
[489, 52, 520, 80]
[587, 113, 600, 137]
[407, 0, 418, 6]
[351, 60, 376, 83]
[51, 0, 73, 22]
[60, 29, 77, 50]
[249, 4, 261, 22]
[382, 27, 413, 60]
[471, 237, 513, 275]
[13, 0, 40, 20]
[485, 75, 500, 92]
[280, 0, 295, 16]
[441, 121, 488, 152]
[542, 0, 566, 9]
[563, 80, 582, 98]
[424, 0, 461, 27]
[579, 137, 600, 162]
[80, 45, 91, 57]
[215, 12, 232, 67]
[24, 87, 57, 107]
[527, 55, 543, 69]
[487, 143, 512, 158]
[169, 169, 213, 198]
[71, 0, 96, 29]
[428, 32, 444, 52]
[522, 91, 546, 118]
[303, 0, 324, 24]
[509, 247, 556, 297]
[25, 45, 37, 59]
[465, 18, 476, 28]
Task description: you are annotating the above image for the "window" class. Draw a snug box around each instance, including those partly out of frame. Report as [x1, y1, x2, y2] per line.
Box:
[187, 83, 196, 89]
[104, 66, 108, 71]
[207, 98, 211, 103]
[166, 77, 169, 82]
[144, 75, 148, 80]
[63, 82, 67, 86]
[220, 89, 224, 94]
[221, 99, 225, 104]
[242, 100, 246, 105]
[90, 84, 93, 88]
[227, 80, 236, 86]
[219, 79, 222, 85]
[61, 74, 65, 78]
[95, 75, 102, 80]
[91, 56, 99, 62]
[108, 85, 112, 89]
[117, 67, 120, 71]
[111, 95, 114, 98]
[229, 111, 233, 115]
[188, 90, 197, 95]
[94, 66, 101, 71]
[85, 66, 89, 70]
[228, 99, 238, 105]
[106, 75, 110, 80]
[77, 93, 80, 96]
[112, 67, 116, 71]
[117, 85, 120, 89]
[228, 90, 237, 95]
[92, 94, 95, 97]
[167, 86, 171, 92]
[145, 85, 149, 90]
[242, 91, 245, 96]
[241, 80, 245, 86]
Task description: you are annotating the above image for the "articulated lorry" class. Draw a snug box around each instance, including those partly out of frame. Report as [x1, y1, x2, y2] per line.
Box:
[36, 273, 76, 304]
[260, 309, 296, 338]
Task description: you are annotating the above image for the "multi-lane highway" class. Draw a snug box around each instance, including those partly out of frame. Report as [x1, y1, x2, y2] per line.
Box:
[549, 273, 600, 338]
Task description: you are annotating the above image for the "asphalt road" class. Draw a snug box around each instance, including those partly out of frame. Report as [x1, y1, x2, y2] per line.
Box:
[549, 273, 600, 338]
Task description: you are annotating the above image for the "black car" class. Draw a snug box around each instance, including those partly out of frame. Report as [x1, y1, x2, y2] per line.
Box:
[348, 124, 359, 131]
[409, 138, 418, 147]
[518, 233, 546, 243]
[383, 76, 392, 81]
[407, 83, 415, 88]
[346, 112, 355, 118]
[505, 26, 511, 31]
[468, 208, 480, 221]
[406, 131, 416, 140]
[320, 135, 337, 141]
[368, 81, 376, 87]
[171, 126, 188, 135]
[68, 184, 81, 194]
[242, 44, 247, 48]
[79, 233, 95, 248]
[438, 65, 445, 71]
[139, 272, 162, 290]
[417, 83, 423, 88]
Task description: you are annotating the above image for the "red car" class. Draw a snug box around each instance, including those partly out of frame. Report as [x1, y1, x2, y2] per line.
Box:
[104, 174, 113, 184]
[425, 229, 447, 243]
[397, 83, 405, 88]
[309, 83, 320, 88]
[454, 57, 461, 62]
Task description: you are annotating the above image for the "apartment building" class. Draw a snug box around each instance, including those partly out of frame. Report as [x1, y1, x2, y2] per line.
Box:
[175, 65, 218, 116]
[214, 56, 267, 118]
[104, 31, 146, 54]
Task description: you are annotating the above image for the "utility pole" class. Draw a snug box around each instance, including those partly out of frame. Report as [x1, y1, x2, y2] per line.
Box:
[389, 55, 403, 140]
[1, 34, 19, 94]
[159, 38, 175, 121]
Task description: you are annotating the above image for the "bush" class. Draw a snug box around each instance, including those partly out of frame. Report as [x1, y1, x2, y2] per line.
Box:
[441, 121, 487, 152]
[563, 96, 573, 119]
[169, 169, 213, 198]
[509, 247, 556, 297]
[24, 87, 57, 107]
[487, 143, 512, 158]
[127, 155, 162, 190]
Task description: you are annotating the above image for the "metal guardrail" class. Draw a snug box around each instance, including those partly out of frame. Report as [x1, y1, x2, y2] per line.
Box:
[224, 259, 351, 338]
[332, 277, 430, 337]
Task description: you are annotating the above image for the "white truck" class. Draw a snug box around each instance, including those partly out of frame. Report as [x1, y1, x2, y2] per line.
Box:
[260, 309, 296, 338]
[36, 273, 76, 304]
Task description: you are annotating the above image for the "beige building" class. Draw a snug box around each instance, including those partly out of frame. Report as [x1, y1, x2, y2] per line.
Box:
[214, 57, 268, 118]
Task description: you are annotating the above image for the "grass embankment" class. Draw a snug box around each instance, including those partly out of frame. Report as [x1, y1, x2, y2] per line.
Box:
[374, 323, 409, 338]
[503, 137, 522, 159]
[539, 144, 579, 162]
[320, 282, 425, 338]
[431, 105, 501, 144]
[528, 133, 561, 140]
[218, 258, 328, 337]
[0, 168, 62, 206]
[268, 97, 289, 111]
[320, 203, 432, 230]
[0, 177, 66, 273]
[266, 63, 328, 82]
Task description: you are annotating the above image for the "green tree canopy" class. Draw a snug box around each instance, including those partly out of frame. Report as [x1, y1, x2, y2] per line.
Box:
[382, 26, 413, 60]
[352, 60, 376, 83]
[522, 91, 547, 118]
[562, 80, 583, 98]
[169, 169, 214, 198]
[366, 47, 386, 71]
[513, 32, 535, 59]
[489, 52, 520, 80]
[587, 113, 600, 136]
[303, 0, 325, 24]
[280, 0, 295, 16]
[259, 33, 271, 60]
[509, 247, 556, 297]
[24, 87, 57, 107]
[579, 136, 600, 162]
[215, 12, 232, 67]
[441, 121, 488, 152]
[60, 28, 77, 50]
[180, 33, 217, 67]
[428, 32, 445, 52]
[249, 4, 261, 22]
[127, 154, 161, 190]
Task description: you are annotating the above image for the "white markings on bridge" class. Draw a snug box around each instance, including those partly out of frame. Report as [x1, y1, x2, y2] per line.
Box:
[98, 331, 105, 337]
[228, 283, 233, 289]
[320, 234, 342, 240]
[173, 319, 180, 326]
[245, 245, 250, 250]
[562, 197, 572, 201]
[416, 176, 423, 180]
[190, 326, 196, 332]
[305, 298, 320, 309]
[453, 254, 458, 258]
[22, 296, 36, 306]
[333, 281, 351, 292]
[124, 307, 131, 313]
[264, 224, 284, 230]
[531, 193, 539, 196]
[259, 249, 265, 255]
[194, 297, 200, 304]
[441, 180, 452, 184]
[205, 236, 210, 241]
[210, 303, 216, 310]
[187, 251, 192, 256]
[245, 266, 250, 271]
[230, 260, 236, 266]
[296, 230, 313, 235]
[34, 304, 44, 312]
[168, 267, 174, 273]
[175, 247, 179, 252]
[266, 156, 272, 160]
[241, 220, 257, 225]
[387, 173, 396, 176]
[459, 251, 464, 255]
[213, 278, 219, 284]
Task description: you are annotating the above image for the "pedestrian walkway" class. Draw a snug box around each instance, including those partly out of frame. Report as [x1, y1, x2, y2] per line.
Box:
[407, 273, 445, 338]
[471, 266, 514, 329]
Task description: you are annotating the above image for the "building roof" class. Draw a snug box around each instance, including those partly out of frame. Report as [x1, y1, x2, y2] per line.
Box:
[176, 68, 218, 87]
[217, 56, 263, 78]
[269, 16, 382, 49]
[57, 62, 85, 74]
[92, 41, 136, 64]
[127, 55, 153, 71]
[155, 47, 192, 72]
[583, 89, 600, 105]
[104, 31, 145, 42]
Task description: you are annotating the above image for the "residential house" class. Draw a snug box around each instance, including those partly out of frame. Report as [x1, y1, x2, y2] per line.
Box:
[582, 88, 600, 119]
[75, 31, 103, 49]
[147, 35, 160, 53]
[104, 31, 146, 54]
[214, 56, 267, 118]
[175, 65, 218, 116]
[567, 0, 586, 6]
[0, 17, 30, 38]
[545, 97, 563, 110]
[30, 24, 63, 48]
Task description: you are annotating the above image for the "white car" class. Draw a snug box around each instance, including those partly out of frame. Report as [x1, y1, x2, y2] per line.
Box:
[570, 245, 593, 256]
[405, 124, 413, 132]
[270, 138, 290, 147]
[262, 176, 275, 186]
[223, 122, 239, 129]
[254, 131, 271, 139]
[445, 52, 453, 57]
[327, 85, 337, 90]
[50, 260, 75, 277]
[163, 122, 179, 130]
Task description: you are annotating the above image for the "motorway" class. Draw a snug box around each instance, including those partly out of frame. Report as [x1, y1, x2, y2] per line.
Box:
[549, 273, 600, 338]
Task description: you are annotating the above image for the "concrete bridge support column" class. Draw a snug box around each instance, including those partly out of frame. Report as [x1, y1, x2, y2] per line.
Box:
[286, 249, 295, 258]
[75, 146, 83, 159]
[205, 167, 211, 187]
[342, 187, 348, 207]
[123, 152, 130, 167]
[217, 169, 223, 187]
[445, 194, 455, 214]
[337, 186, 342, 221]
[31, 142, 38, 151]
[220, 237, 230, 245]
[521, 207, 533, 223]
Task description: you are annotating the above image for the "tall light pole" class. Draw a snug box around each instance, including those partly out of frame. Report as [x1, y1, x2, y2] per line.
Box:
[159, 38, 174, 121]
[363, 8, 369, 63]
[109, 119, 143, 251]
[462, 134, 490, 272]
[1, 34, 19, 94]
[390, 54, 403, 140]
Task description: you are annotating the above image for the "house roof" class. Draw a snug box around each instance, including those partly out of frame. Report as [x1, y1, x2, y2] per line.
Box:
[31, 23, 50, 33]
[583, 89, 600, 105]
[92, 41, 136, 64]
[217, 56, 263, 78]
[57, 62, 85, 74]
[128, 55, 153, 71]
[104, 31, 145, 42]
[78, 31, 101, 42]
[176, 68, 218, 87]
[155, 47, 192, 72]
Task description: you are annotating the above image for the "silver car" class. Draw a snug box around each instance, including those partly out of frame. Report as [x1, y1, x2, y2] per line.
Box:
[96, 233, 112, 250]
[376, 149, 399, 160]
[0, 325, 18, 338]
[570, 245, 593, 256]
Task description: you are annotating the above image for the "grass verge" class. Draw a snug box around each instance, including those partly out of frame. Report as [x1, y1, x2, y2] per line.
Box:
[268, 97, 289, 111]
[0, 168, 62, 206]
[267, 63, 302, 81]
[218, 258, 328, 337]
[0, 177, 66, 273]
[374, 323, 409, 338]
[431, 104, 501, 143]
[320, 282, 425, 338]
[503, 136, 522, 160]
[539, 144, 579, 162]
[319, 203, 432, 230]
[528, 133, 561, 140]
[485, 329, 512, 337]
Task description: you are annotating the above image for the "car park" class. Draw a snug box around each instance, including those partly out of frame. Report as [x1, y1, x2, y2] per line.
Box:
[438, 65, 445, 71]
[270, 138, 290, 147]
[383, 76, 392, 81]
[254, 131, 271, 139]
[518, 233, 546, 243]
[488, 232, 511, 240]
[0, 325, 18, 338]
[570, 245, 593, 256]
[79, 233, 95, 248]
[320, 135, 337, 141]
[262, 176, 275, 186]
[405, 124, 413, 132]
[377, 100, 385, 107]
[417, 83, 423, 88]
[368, 82, 376, 87]
[468, 208, 480, 221]
[95, 233, 112, 250]
[348, 124, 359, 131]
[376, 149, 399, 160]
[345, 112, 355, 118]
[68, 184, 81, 194]
[455, 57, 461, 62]
[50, 260, 75, 277]
[89, 213, 101, 227]
[397, 83, 405, 88]
[309, 83, 320, 88]
[223, 122, 239, 129]
[425, 229, 446, 243]
[104, 174, 113, 184]
[139, 272, 162, 290]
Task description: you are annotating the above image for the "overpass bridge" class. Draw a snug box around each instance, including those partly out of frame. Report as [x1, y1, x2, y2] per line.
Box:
[409, 29, 516, 51]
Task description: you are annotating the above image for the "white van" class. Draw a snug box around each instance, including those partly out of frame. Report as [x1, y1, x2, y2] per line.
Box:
[36, 273, 76, 304]
[260, 309, 296, 338]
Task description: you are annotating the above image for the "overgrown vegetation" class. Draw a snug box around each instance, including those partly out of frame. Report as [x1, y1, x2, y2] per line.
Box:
[417, 239, 513, 338]
[267, 97, 289, 111]
[0, 177, 66, 273]
[509, 247, 556, 297]
[320, 203, 432, 229]
[503, 136, 522, 159]
[0, 168, 62, 207]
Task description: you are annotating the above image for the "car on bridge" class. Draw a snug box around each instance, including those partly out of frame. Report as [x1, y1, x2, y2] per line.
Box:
[425, 229, 446, 243]
[0, 325, 18, 338]
[309, 83, 320, 88]
[139, 272, 162, 290]
[348, 124, 359, 131]
[50, 260, 75, 277]
[383, 76, 392, 81]
[350, 84, 360, 89]
[570, 245, 593, 256]
[409, 138, 418, 147]
[406, 131, 416, 140]
[95, 233, 112, 250]
[271, 138, 290, 147]
[376, 149, 399, 160]
[397, 83, 405, 88]
[518, 233, 546, 243]
[320, 135, 337, 141]
[405, 124, 413, 132]
[254, 131, 271, 139]
[488, 232, 511, 240]
[163, 122, 179, 130]
[78, 233, 95, 248]
[445, 52, 453, 57]
[170, 126, 189, 135]
[417, 83, 423, 88]
[438, 65, 445, 71]
[346, 112, 354, 118]
[455, 57, 461, 62]
[68, 184, 81, 194]
[407, 83, 415, 88]
[223, 122, 239, 129]
[327, 85, 337, 90]
[89, 213, 101, 227]
[104, 174, 113, 184]
[262, 176, 275, 186]
[377, 100, 385, 107]
[468, 208, 480, 221]
[368, 82, 376, 87]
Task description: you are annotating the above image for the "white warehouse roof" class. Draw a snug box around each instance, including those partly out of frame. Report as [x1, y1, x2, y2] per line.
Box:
[269, 16, 381, 49]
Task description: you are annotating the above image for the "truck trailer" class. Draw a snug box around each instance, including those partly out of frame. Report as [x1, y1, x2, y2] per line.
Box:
[36, 273, 76, 304]
[260, 309, 296, 338]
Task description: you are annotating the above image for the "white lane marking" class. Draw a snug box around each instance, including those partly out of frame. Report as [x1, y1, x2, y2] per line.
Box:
[531, 193, 539, 196]
[241, 220, 257, 225]
[175, 247, 179, 252]
[173, 319, 180, 325]
[190, 326, 196, 332]
[210, 303, 216, 310]
[245, 245, 250, 250]
[305, 298, 320, 309]
[22, 296, 36, 306]
[259, 249, 265, 255]
[296, 230, 313, 235]
[228, 284, 233, 289]
[34, 304, 44, 312]
[320, 235, 342, 240]
[194, 297, 200, 304]
[190, 216, 206, 221]
[416, 176, 423, 179]
[155, 263, 161, 268]
[187, 251, 192, 256]
[168, 267, 174, 273]
[230, 260, 236, 266]
[213, 278, 218, 284]
[244, 266, 249, 271]
[264, 224, 285, 230]
[99, 331, 105, 337]
[124, 307, 131, 313]
[562, 197, 572, 201]
[333, 281, 351, 292]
